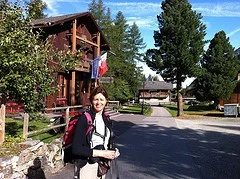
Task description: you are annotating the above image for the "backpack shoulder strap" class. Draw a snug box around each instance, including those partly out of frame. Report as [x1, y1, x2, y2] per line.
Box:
[84, 112, 93, 135]
[103, 111, 110, 120]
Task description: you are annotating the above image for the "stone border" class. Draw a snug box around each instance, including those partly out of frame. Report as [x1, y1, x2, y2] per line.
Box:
[0, 138, 63, 179]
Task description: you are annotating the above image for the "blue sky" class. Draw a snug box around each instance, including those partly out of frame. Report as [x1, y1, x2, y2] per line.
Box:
[42, 0, 240, 85]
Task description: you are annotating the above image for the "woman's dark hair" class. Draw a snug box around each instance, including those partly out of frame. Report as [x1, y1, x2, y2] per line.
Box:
[89, 86, 108, 103]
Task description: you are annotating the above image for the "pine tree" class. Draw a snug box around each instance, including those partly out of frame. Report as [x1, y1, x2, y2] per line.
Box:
[145, 0, 206, 116]
[88, 0, 107, 28]
[88, 0, 146, 102]
[195, 31, 240, 106]
[126, 22, 146, 64]
[25, 0, 47, 20]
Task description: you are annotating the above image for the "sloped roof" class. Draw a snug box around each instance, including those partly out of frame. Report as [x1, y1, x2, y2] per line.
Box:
[30, 12, 110, 50]
[140, 81, 173, 90]
[31, 12, 89, 27]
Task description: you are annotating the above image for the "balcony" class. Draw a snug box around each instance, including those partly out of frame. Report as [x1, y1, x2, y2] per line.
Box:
[75, 58, 91, 72]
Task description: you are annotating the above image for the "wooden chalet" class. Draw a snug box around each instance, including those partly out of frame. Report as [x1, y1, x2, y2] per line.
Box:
[139, 81, 173, 105]
[31, 12, 110, 108]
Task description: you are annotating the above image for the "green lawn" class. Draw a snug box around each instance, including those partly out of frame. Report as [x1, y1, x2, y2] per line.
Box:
[5, 117, 63, 143]
[162, 104, 224, 117]
[1, 117, 63, 157]
[118, 104, 152, 116]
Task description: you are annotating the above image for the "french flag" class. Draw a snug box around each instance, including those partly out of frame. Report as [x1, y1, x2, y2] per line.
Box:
[91, 53, 108, 79]
[98, 52, 108, 76]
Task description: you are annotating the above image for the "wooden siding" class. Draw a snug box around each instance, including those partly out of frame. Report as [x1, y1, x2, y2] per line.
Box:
[220, 93, 240, 106]
[34, 15, 109, 108]
[219, 81, 240, 106]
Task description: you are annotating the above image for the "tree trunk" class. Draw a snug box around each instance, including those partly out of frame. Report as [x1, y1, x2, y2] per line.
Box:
[177, 81, 184, 116]
[214, 99, 220, 110]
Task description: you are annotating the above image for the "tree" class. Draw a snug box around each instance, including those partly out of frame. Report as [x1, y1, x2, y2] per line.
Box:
[194, 31, 240, 107]
[0, 1, 56, 112]
[126, 22, 146, 63]
[88, 0, 146, 102]
[145, 0, 206, 116]
[88, 0, 107, 28]
[108, 11, 141, 101]
[25, 0, 47, 20]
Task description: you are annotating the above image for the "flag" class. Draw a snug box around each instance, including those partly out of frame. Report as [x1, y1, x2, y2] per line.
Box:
[91, 56, 101, 79]
[98, 52, 108, 76]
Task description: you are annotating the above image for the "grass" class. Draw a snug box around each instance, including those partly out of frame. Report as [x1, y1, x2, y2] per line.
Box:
[0, 117, 63, 157]
[162, 104, 224, 117]
[118, 104, 152, 116]
[5, 117, 62, 143]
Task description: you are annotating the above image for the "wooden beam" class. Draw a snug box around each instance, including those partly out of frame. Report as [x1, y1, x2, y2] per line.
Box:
[70, 71, 76, 105]
[64, 77, 67, 99]
[72, 19, 77, 52]
[0, 104, 5, 144]
[97, 32, 100, 56]
[23, 113, 29, 140]
[65, 107, 70, 132]
[66, 33, 99, 47]
[76, 35, 98, 47]
[75, 67, 90, 72]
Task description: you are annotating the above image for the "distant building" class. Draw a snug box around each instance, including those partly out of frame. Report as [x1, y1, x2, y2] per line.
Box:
[138, 81, 173, 105]
[219, 73, 240, 109]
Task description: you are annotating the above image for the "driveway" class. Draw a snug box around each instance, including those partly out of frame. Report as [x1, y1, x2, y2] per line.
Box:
[175, 115, 240, 179]
[48, 107, 240, 179]
[110, 107, 240, 179]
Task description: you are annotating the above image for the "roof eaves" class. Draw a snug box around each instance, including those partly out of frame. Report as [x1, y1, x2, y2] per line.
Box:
[30, 12, 110, 50]
[30, 12, 90, 28]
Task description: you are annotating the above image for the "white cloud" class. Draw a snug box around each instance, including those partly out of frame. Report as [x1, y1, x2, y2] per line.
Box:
[43, 0, 81, 16]
[192, 2, 240, 17]
[106, 2, 160, 15]
[105, 2, 161, 30]
[127, 16, 158, 29]
[42, 0, 240, 33]
[105, 1, 240, 18]
[43, 1, 240, 18]
[227, 27, 240, 37]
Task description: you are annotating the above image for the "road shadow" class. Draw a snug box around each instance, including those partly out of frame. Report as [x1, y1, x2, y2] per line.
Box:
[112, 120, 240, 179]
[48, 114, 240, 179]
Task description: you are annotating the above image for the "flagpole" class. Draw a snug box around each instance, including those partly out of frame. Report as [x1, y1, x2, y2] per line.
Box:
[93, 32, 101, 88]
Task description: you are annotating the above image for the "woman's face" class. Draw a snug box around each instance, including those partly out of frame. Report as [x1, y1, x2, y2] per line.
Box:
[92, 93, 107, 113]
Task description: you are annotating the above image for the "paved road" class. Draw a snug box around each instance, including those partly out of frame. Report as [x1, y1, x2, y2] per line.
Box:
[110, 107, 200, 179]
[48, 107, 240, 179]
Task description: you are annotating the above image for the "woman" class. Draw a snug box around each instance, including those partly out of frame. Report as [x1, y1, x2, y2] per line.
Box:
[72, 87, 120, 179]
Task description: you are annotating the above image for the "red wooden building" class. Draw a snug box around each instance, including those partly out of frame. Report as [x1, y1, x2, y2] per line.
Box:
[31, 12, 110, 108]
[219, 80, 240, 108]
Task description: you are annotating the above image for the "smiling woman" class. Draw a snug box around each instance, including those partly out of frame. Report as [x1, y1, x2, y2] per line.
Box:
[71, 86, 120, 179]
[89, 87, 108, 114]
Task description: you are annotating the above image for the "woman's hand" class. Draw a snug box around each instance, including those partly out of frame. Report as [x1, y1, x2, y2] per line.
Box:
[93, 148, 120, 160]
[102, 148, 120, 159]
[114, 148, 120, 158]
